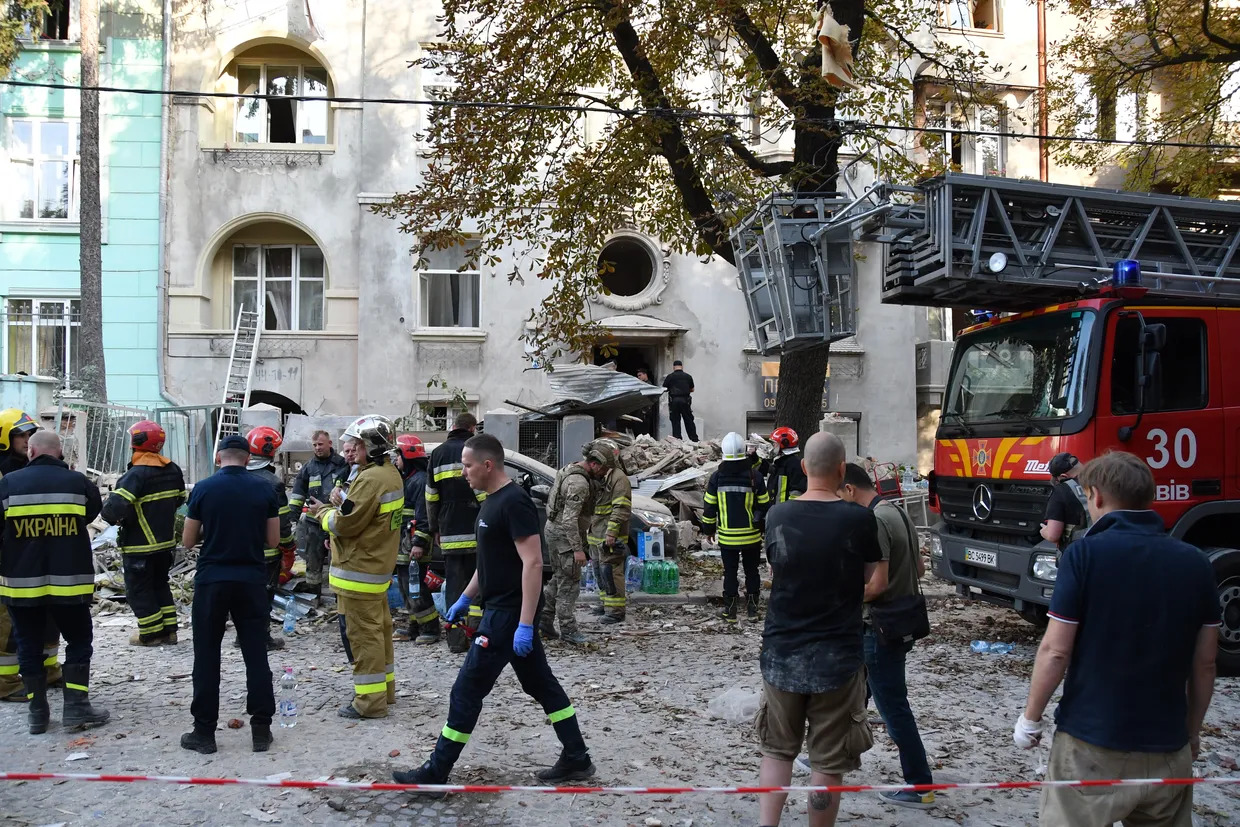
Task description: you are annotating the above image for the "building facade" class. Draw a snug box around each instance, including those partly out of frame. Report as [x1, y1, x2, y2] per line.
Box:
[161, 0, 1107, 468]
[0, 1, 166, 407]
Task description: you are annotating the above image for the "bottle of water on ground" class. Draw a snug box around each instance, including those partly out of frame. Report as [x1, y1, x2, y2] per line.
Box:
[667, 560, 679, 594]
[409, 560, 421, 600]
[625, 555, 644, 593]
[282, 598, 297, 635]
[901, 467, 916, 492]
[581, 564, 597, 593]
[278, 667, 297, 728]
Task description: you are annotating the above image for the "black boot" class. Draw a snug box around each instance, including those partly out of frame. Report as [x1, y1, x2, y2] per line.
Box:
[539, 619, 559, 640]
[61, 664, 108, 730]
[180, 726, 217, 754]
[23, 673, 49, 735]
[719, 597, 738, 622]
[746, 594, 761, 620]
[252, 723, 273, 752]
[537, 752, 596, 783]
[391, 761, 448, 799]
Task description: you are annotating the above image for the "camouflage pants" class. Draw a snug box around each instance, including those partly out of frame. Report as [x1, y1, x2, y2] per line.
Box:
[541, 526, 581, 635]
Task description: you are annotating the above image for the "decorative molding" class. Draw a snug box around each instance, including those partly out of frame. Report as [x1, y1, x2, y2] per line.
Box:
[0, 221, 80, 237]
[590, 231, 671, 312]
[203, 146, 332, 167]
[331, 102, 363, 111]
[173, 95, 215, 113]
[357, 192, 396, 206]
[410, 328, 487, 344]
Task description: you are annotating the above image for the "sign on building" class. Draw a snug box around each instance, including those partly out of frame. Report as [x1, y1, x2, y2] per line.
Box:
[761, 361, 830, 412]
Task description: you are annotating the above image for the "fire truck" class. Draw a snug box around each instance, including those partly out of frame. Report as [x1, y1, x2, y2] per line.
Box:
[877, 174, 1240, 676]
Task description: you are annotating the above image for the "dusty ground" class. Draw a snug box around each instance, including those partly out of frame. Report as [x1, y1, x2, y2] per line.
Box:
[1, 573, 1237, 827]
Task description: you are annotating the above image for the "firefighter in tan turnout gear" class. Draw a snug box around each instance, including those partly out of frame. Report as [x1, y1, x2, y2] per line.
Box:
[311, 416, 404, 719]
[540, 447, 609, 645]
[587, 439, 632, 624]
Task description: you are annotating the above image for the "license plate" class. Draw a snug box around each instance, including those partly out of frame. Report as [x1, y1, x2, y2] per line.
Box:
[964, 548, 998, 568]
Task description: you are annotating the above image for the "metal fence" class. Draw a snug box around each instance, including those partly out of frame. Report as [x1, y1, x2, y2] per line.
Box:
[154, 404, 239, 484]
[518, 419, 560, 469]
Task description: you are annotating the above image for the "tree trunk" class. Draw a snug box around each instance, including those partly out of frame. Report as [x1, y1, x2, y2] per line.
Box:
[77, 0, 105, 403]
[773, 0, 862, 442]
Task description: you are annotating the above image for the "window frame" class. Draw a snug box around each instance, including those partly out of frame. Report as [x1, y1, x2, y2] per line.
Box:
[938, 0, 1002, 32]
[924, 101, 1007, 176]
[415, 241, 483, 331]
[230, 242, 326, 332]
[1109, 316, 1209, 415]
[4, 296, 81, 383]
[232, 61, 331, 146]
[4, 118, 81, 222]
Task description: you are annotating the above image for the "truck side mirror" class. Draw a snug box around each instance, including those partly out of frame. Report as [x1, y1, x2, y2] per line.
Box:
[1118, 317, 1164, 442]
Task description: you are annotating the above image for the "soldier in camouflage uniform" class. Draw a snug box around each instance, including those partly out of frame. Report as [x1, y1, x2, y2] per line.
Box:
[587, 439, 632, 625]
[540, 447, 609, 646]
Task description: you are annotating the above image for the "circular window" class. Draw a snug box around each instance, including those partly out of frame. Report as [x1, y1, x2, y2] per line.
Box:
[597, 238, 655, 296]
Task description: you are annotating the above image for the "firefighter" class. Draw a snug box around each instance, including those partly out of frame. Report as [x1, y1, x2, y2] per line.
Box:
[392, 434, 436, 642]
[426, 413, 486, 653]
[766, 427, 807, 504]
[0, 430, 108, 734]
[586, 439, 631, 625]
[101, 420, 187, 646]
[288, 430, 349, 597]
[312, 415, 404, 719]
[246, 426, 294, 651]
[0, 410, 62, 701]
[702, 432, 770, 623]
[540, 447, 607, 645]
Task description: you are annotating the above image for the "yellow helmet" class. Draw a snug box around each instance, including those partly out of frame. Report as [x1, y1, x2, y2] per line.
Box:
[0, 409, 38, 452]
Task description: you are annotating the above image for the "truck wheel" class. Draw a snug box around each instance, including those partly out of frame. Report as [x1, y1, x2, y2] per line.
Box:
[1208, 548, 1240, 678]
[1019, 605, 1049, 628]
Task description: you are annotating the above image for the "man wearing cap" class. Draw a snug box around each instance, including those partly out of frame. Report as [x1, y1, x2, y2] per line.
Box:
[1040, 453, 1089, 548]
[180, 434, 280, 754]
[661, 361, 699, 442]
[101, 420, 187, 646]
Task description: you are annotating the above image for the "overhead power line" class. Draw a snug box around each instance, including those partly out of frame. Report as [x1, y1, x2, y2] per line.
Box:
[3, 77, 1240, 153]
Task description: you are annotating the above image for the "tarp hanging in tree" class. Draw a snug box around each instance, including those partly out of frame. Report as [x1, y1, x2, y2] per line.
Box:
[816, 9, 858, 89]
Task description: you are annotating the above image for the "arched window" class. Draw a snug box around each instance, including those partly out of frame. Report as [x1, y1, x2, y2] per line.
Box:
[222, 44, 330, 145]
[210, 219, 326, 331]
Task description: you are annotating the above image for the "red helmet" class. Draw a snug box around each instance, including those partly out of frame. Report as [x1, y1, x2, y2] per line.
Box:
[246, 426, 282, 458]
[396, 434, 426, 461]
[129, 419, 166, 453]
[771, 427, 798, 450]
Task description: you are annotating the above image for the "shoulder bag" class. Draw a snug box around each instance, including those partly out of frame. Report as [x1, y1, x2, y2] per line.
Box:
[868, 503, 930, 646]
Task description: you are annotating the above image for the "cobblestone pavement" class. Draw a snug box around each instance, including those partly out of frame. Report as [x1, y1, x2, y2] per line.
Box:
[1, 582, 1237, 826]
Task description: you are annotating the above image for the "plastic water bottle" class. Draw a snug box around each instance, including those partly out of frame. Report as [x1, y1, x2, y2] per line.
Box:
[409, 560, 421, 600]
[625, 556, 644, 592]
[278, 667, 297, 728]
[989, 642, 1015, 655]
[282, 599, 297, 635]
[581, 565, 597, 593]
[902, 467, 915, 491]
[667, 561, 680, 595]
[970, 640, 991, 653]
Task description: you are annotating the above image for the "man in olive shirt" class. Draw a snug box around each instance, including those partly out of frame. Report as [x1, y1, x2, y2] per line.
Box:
[840, 463, 934, 809]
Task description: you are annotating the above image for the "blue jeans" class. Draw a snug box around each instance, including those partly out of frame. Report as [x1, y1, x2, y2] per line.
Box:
[863, 627, 933, 785]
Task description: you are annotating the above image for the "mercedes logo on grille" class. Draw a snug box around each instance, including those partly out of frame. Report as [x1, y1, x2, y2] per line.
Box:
[972, 484, 994, 521]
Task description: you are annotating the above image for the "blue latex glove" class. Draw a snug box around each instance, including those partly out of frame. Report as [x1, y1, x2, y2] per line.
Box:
[513, 623, 535, 657]
[446, 593, 472, 623]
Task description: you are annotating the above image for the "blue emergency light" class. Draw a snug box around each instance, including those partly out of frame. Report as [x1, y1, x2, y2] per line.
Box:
[970, 309, 995, 322]
[1112, 259, 1142, 286]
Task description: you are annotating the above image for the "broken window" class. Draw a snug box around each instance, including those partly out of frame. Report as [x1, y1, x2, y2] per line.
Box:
[42, 1, 71, 40]
[233, 62, 330, 145]
[231, 243, 325, 331]
[925, 101, 1006, 176]
[940, 0, 1000, 31]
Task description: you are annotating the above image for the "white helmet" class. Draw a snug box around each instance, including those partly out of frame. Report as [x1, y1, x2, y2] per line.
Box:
[721, 432, 746, 461]
[342, 415, 395, 460]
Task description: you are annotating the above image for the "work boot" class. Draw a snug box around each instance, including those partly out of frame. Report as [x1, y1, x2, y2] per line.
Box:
[536, 752, 596, 783]
[598, 613, 624, 625]
[266, 633, 286, 651]
[391, 761, 448, 799]
[1, 684, 27, 703]
[415, 629, 441, 645]
[561, 631, 588, 646]
[252, 723, 273, 753]
[129, 631, 167, 647]
[591, 605, 606, 617]
[746, 594, 761, 621]
[720, 597, 738, 623]
[23, 674, 49, 735]
[180, 726, 217, 754]
[338, 704, 364, 719]
[539, 621, 559, 640]
[164, 629, 179, 645]
[61, 664, 109, 730]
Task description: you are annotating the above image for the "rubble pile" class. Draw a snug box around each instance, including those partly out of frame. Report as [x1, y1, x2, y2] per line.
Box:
[616, 435, 722, 479]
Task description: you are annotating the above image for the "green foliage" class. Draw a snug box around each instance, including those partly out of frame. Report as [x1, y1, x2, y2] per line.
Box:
[380, 0, 994, 365]
[1048, 0, 1240, 196]
[0, 1, 50, 79]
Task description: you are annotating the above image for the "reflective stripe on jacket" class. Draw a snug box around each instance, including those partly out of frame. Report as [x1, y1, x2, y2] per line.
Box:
[702, 462, 769, 547]
[250, 466, 294, 558]
[0, 455, 103, 606]
[767, 450, 807, 505]
[320, 459, 403, 597]
[101, 458, 186, 554]
[425, 431, 485, 554]
[588, 467, 631, 547]
[288, 452, 350, 509]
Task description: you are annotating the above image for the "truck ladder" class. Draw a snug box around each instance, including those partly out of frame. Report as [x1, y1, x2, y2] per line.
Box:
[870, 174, 1240, 310]
[213, 305, 262, 451]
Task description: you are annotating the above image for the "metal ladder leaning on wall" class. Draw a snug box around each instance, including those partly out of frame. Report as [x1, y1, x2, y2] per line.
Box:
[212, 305, 262, 451]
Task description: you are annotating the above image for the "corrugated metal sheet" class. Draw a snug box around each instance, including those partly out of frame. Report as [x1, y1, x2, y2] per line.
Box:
[542, 364, 663, 419]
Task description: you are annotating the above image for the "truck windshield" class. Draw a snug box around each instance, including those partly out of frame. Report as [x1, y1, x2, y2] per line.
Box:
[944, 311, 1096, 425]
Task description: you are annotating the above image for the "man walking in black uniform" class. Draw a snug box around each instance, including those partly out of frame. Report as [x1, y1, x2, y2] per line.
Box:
[102, 420, 187, 646]
[662, 360, 698, 441]
[180, 435, 280, 755]
[0, 430, 108, 734]
[426, 413, 486, 653]
[393, 433, 594, 789]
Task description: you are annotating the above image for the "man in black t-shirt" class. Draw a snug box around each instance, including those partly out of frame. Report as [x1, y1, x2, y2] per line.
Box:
[661, 360, 699, 441]
[393, 434, 594, 791]
[757, 432, 881, 827]
[1040, 452, 1089, 548]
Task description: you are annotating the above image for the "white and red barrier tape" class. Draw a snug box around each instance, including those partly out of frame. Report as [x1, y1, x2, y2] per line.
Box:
[1, 772, 1239, 795]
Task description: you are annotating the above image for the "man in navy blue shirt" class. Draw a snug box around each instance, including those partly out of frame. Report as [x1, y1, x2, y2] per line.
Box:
[1015, 451, 1219, 826]
[180, 435, 280, 755]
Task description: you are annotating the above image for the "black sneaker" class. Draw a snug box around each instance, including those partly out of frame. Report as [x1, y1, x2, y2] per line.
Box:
[180, 729, 217, 754]
[392, 762, 448, 799]
[536, 755, 596, 783]
[252, 724, 273, 753]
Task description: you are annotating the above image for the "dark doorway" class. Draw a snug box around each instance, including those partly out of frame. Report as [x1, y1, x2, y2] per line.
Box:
[248, 390, 306, 420]
[593, 344, 659, 381]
